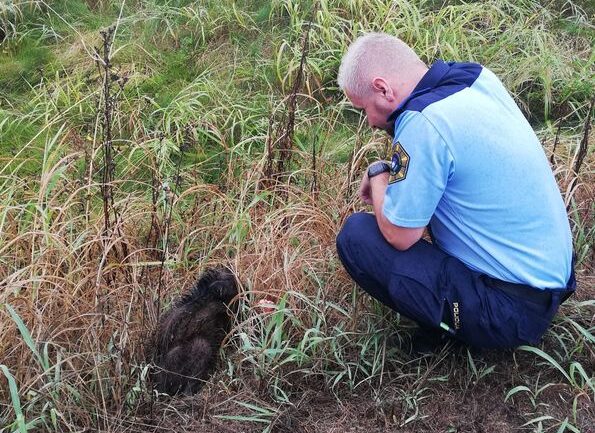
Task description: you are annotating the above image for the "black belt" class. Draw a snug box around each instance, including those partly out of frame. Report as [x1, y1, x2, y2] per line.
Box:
[483, 276, 572, 306]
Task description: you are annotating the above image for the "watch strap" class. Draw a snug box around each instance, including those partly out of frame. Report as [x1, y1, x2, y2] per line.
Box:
[367, 161, 391, 178]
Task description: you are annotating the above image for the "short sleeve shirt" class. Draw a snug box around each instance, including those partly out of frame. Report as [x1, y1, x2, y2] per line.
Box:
[383, 60, 573, 289]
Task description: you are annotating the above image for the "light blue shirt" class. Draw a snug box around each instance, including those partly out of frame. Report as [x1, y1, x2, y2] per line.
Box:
[383, 60, 572, 289]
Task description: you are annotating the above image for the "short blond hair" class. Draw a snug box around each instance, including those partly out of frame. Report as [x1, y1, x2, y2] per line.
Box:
[338, 33, 424, 98]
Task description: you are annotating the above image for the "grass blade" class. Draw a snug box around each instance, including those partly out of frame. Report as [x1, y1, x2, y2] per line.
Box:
[4, 304, 47, 370]
[0, 364, 27, 433]
[517, 345, 572, 384]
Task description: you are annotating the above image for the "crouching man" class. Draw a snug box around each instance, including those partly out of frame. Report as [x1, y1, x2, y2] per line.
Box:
[335, 33, 575, 350]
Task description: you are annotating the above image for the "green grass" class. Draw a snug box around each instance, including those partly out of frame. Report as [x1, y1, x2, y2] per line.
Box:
[0, 37, 53, 92]
[0, 0, 593, 432]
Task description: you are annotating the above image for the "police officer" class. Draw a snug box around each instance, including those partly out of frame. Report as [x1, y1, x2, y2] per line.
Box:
[335, 33, 575, 349]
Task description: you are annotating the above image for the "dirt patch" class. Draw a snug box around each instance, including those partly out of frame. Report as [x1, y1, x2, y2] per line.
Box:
[131, 347, 594, 433]
[132, 383, 523, 433]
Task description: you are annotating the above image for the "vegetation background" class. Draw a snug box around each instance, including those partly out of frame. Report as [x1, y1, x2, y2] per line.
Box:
[0, 0, 593, 432]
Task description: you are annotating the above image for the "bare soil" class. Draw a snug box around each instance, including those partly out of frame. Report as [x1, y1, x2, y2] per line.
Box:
[130, 307, 595, 433]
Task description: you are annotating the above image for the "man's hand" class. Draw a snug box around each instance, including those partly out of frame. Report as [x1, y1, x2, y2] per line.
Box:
[359, 171, 373, 205]
[361, 161, 390, 205]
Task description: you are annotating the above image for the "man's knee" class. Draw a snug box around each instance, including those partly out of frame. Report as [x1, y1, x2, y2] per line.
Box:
[336, 212, 377, 256]
[336, 212, 398, 308]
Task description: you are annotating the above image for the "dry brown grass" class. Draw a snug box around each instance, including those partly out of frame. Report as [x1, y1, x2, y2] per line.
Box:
[1, 127, 593, 431]
[1, 0, 593, 431]
[0, 133, 364, 428]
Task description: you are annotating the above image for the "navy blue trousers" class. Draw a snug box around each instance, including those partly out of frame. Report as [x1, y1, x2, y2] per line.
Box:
[336, 212, 565, 349]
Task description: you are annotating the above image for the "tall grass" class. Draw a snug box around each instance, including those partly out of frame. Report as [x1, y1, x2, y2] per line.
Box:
[0, 0, 593, 431]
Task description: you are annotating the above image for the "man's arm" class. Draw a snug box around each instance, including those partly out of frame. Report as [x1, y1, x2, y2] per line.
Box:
[369, 172, 425, 250]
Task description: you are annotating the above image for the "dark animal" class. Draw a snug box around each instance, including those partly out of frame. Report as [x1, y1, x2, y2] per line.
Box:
[150, 266, 238, 395]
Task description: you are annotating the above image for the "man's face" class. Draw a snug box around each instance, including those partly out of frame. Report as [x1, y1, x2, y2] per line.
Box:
[346, 89, 395, 134]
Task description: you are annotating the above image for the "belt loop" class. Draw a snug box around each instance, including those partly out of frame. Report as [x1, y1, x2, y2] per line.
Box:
[560, 255, 577, 304]
[427, 223, 437, 245]
[549, 292, 561, 316]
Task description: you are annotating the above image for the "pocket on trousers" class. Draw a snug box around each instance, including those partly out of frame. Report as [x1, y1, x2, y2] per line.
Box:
[388, 275, 443, 329]
[455, 284, 522, 349]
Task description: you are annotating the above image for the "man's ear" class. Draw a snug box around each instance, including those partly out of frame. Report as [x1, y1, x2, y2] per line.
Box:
[371, 77, 395, 102]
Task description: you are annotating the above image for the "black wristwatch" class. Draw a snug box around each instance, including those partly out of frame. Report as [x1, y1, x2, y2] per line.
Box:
[367, 161, 390, 178]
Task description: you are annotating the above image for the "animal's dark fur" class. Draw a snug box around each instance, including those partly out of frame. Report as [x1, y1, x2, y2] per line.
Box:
[150, 266, 238, 395]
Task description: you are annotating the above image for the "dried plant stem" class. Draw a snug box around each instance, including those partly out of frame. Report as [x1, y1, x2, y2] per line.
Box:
[275, 14, 314, 178]
[93, 26, 133, 317]
[551, 119, 562, 165]
[565, 98, 593, 213]
[97, 26, 116, 235]
[263, 113, 275, 187]
[311, 139, 318, 197]
[155, 126, 191, 319]
[262, 4, 318, 192]
[573, 98, 593, 176]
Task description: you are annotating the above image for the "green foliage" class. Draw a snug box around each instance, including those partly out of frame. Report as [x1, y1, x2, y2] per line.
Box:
[0, 37, 53, 93]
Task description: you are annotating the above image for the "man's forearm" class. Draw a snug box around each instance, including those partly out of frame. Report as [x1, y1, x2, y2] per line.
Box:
[369, 173, 396, 240]
[369, 172, 389, 219]
[368, 172, 424, 250]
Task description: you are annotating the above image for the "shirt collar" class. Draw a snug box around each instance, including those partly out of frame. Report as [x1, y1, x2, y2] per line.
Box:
[386, 59, 450, 124]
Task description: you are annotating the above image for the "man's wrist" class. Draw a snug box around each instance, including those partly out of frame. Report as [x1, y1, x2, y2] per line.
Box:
[367, 161, 391, 179]
[369, 170, 389, 188]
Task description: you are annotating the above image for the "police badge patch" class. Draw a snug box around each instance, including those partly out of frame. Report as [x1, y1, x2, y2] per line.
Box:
[389, 141, 410, 184]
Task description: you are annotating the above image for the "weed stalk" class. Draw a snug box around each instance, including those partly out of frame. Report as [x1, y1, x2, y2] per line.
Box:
[96, 26, 116, 235]
[275, 11, 314, 179]
[262, 3, 318, 193]
[573, 98, 593, 176]
[155, 125, 192, 319]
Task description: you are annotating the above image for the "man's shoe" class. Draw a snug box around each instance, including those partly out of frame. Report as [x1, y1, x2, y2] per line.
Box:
[410, 326, 449, 355]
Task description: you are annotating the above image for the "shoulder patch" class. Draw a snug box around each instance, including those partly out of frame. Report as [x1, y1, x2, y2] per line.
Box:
[388, 141, 410, 184]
